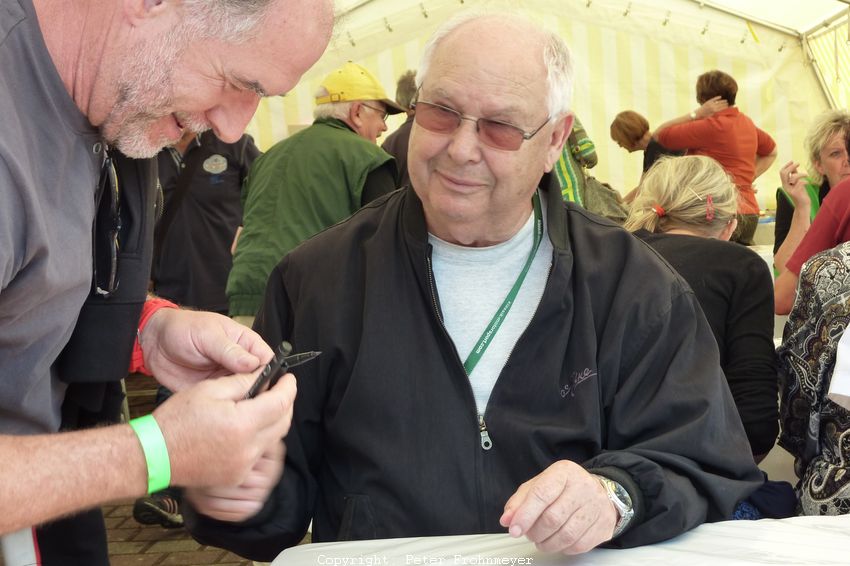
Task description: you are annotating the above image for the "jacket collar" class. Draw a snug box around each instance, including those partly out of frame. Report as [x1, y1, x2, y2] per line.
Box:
[400, 174, 571, 255]
[314, 116, 357, 134]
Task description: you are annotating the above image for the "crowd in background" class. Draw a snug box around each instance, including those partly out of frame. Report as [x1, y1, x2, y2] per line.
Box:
[136, 49, 850, 538]
[4, 3, 850, 566]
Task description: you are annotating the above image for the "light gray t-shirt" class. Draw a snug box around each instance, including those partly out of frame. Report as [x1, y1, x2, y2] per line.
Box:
[430, 195, 552, 414]
[0, 0, 102, 434]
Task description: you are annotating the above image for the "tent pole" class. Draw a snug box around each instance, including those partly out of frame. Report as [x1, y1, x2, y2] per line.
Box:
[802, 35, 839, 109]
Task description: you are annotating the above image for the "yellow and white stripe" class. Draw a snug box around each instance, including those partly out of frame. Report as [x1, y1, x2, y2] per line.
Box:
[247, 0, 833, 210]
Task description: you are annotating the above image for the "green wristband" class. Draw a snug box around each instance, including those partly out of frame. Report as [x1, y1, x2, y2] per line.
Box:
[129, 414, 172, 494]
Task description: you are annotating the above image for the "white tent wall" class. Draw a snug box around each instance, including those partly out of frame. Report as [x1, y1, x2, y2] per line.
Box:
[245, 0, 831, 210]
[808, 19, 850, 110]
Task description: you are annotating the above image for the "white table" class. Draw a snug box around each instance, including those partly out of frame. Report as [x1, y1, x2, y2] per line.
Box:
[273, 515, 850, 565]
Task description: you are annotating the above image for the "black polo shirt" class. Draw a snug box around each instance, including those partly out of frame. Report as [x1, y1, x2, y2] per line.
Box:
[151, 132, 259, 313]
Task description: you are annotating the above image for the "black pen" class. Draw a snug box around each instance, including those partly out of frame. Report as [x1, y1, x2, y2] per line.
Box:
[244, 342, 321, 399]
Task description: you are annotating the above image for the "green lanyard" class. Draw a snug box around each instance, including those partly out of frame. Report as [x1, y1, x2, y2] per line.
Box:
[463, 192, 543, 375]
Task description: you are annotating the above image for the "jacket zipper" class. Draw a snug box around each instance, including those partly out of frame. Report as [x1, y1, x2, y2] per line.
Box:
[426, 247, 488, 531]
[479, 256, 554, 447]
[427, 246, 555, 452]
[478, 414, 493, 450]
[425, 250, 484, 439]
[425, 241, 554, 532]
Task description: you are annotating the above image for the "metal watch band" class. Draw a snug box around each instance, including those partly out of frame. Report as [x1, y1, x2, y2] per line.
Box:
[592, 474, 635, 538]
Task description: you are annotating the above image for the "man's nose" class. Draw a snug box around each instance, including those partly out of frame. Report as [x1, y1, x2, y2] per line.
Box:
[446, 118, 482, 162]
[207, 94, 261, 143]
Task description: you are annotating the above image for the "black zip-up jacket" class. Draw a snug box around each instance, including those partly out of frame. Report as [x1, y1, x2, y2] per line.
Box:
[186, 184, 764, 561]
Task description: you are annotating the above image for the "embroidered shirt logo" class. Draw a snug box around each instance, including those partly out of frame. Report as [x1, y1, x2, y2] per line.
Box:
[560, 368, 597, 398]
[203, 154, 228, 175]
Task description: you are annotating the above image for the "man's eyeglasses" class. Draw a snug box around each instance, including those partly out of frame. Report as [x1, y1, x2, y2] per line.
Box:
[412, 100, 550, 151]
[360, 102, 389, 122]
[93, 153, 121, 298]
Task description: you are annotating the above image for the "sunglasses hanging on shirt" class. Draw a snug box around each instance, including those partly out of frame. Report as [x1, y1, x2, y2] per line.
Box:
[92, 150, 121, 298]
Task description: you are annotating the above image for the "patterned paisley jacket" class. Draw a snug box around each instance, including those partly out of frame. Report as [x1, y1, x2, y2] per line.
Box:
[778, 241, 850, 515]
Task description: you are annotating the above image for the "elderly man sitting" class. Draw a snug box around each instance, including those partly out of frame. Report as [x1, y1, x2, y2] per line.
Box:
[185, 11, 764, 562]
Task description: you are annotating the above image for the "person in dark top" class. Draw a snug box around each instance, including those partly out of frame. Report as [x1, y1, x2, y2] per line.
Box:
[626, 155, 778, 461]
[611, 110, 683, 173]
[381, 69, 417, 188]
[772, 109, 850, 255]
[609, 110, 683, 203]
[133, 130, 260, 530]
[152, 130, 260, 314]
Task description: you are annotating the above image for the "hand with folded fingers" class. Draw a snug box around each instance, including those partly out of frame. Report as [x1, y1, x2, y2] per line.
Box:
[140, 308, 274, 391]
[779, 160, 809, 209]
[695, 95, 728, 119]
[153, 371, 296, 490]
[184, 440, 286, 522]
[499, 460, 618, 555]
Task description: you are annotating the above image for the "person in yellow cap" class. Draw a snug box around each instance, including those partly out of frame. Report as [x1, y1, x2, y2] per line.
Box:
[227, 61, 403, 326]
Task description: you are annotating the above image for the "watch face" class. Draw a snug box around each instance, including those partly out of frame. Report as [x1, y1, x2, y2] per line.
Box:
[592, 475, 634, 537]
[612, 483, 632, 507]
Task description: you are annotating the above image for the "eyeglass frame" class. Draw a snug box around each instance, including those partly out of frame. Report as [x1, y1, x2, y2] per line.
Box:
[411, 94, 551, 151]
[93, 152, 121, 298]
[359, 102, 389, 122]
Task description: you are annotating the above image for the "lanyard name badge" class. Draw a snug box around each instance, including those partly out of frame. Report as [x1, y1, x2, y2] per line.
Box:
[463, 192, 542, 375]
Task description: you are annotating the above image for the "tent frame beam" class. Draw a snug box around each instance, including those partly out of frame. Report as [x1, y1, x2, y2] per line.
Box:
[686, 0, 800, 37]
[803, 1, 850, 38]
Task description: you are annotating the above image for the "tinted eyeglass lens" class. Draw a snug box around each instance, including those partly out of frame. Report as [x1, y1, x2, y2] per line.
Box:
[415, 101, 525, 151]
[415, 102, 461, 134]
[479, 120, 524, 151]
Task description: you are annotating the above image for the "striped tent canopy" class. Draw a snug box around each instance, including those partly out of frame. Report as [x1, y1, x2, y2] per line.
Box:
[245, 0, 850, 210]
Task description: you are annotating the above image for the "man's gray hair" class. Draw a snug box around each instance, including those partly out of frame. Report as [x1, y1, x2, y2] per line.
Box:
[416, 11, 574, 119]
[312, 86, 355, 120]
[181, 0, 275, 41]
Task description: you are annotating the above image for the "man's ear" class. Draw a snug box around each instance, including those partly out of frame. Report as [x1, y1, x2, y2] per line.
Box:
[346, 102, 366, 135]
[122, 0, 172, 27]
[543, 113, 573, 172]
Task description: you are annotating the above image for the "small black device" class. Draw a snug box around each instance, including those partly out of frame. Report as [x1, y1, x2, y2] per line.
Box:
[244, 341, 321, 399]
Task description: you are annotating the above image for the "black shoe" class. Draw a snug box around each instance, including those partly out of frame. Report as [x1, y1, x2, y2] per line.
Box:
[132, 493, 184, 529]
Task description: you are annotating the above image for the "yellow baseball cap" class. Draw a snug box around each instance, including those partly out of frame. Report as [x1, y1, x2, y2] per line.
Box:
[315, 62, 406, 114]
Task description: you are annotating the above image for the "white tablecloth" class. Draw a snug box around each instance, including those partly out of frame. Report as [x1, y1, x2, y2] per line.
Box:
[273, 515, 850, 565]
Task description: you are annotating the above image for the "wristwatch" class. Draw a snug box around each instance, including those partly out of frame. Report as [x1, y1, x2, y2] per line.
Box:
[689, 110, 697, 120]
[593, 474, 635, 538]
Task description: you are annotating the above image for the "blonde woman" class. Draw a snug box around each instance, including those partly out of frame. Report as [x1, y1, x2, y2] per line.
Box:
[773, 110, 850, 314]
[626, 156, 778, 462]
[773, 110, 850, 255]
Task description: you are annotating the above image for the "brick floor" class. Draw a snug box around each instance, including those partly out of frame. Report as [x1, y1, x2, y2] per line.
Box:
[102, 500, 253, 566]
[0, 375, 267, 566]
[109, 375, 256, 565]
[0, 500, 254, 566]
